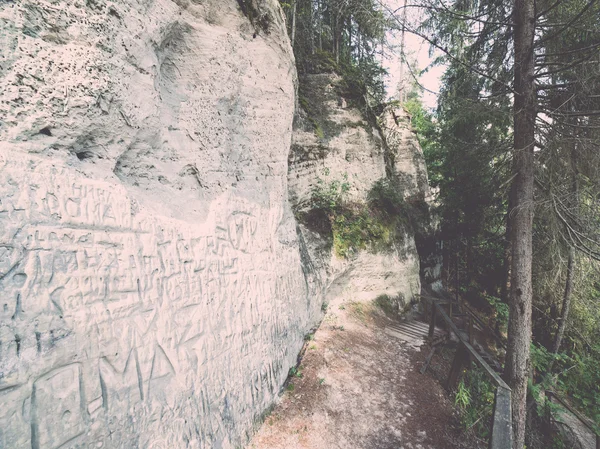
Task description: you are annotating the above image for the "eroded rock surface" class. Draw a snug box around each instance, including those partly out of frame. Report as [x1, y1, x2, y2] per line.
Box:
[0, 1, 318, 448]
[288, 74, 430, 312]
[0, 1, 435, 448]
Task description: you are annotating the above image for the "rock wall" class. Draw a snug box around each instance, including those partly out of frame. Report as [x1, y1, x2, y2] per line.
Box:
[0, 1, 321, 448]
[288, 74, 428, 311]
[0, 1, 436, 447]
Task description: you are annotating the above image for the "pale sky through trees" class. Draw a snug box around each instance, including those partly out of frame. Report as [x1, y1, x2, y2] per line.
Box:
[382, 0, 444, 108]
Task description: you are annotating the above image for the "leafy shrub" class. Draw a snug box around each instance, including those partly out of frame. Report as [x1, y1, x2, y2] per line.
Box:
[310, 169, 350, 211]
[335, 58, 387, 108]
[368, 178, 408, 222]
[454, 365, 495, 440]
[485, 295, 509, 334]
[300, 49, 338, 75]
[558, 351, 600, 428]
[374, 294, 404, 317]
[299, 173, 415, 259]
[331, 208, 391, 258]
[529, 343, 600, 431]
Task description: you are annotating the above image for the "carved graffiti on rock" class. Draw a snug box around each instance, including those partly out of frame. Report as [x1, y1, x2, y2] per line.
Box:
[0, 154, 310, 449]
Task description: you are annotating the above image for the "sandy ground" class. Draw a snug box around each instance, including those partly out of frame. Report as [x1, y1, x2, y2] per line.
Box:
[248, 297, 476, 449]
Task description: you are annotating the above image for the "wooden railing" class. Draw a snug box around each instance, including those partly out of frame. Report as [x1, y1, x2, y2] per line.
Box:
[546, 391, 600, 449]
[421, 296, 513, 449]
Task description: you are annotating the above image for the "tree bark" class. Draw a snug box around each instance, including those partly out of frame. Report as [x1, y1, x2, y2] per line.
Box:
[552, 247, 575, 355]
[501, 189, 514, 305]
[552, 137, 579, 358]
[317, 0, 322, 51]
[398, 0, 408, 102]
[505, 0, 536, 446]
[291, 0, 297, 48]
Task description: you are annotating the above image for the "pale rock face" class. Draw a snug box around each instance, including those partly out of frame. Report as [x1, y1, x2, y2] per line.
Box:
[0, 1, 319, 448]
[379, 107, 443, 294]
[288, 74, 426, 311]
[0, 1, 435, 447]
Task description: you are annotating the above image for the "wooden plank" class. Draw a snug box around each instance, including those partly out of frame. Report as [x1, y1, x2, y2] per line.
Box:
[489, 387, 512, 449]
[399, 320, 430, 331]
[424, 296, 513, 449]
[388, 322, 429, 335]
[434, 303, 511, 391]
[387, 326, 427, 340]
[447, 344, 469, 389]
[420, 346, 437, 375]
[420, 294, 452, 305]
[469, 315, 473, 344]
[462, 302, 507, 349]
[428, 304, 436, 340]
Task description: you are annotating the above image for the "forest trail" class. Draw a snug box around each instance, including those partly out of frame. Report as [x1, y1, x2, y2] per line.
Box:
[248, 296, 473, 449]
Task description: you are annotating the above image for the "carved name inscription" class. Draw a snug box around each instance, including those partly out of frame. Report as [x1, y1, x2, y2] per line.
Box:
[0, 154, 313, 449]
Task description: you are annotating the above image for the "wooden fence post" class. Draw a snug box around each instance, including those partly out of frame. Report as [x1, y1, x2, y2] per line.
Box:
[489, 387, 513, 449]
[468, 315, 473, 344]
[447, 344, 468, 390]
[428, 303, 436, 341]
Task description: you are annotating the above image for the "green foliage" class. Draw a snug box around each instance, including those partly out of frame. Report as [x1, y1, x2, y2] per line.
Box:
[427, 58, 512, 299]
[454, 366, 495, 440]
[310, 169, 350, 211]
[403, 97, 437, 159]
[367, 178, 407, 221]
[289, 366, 303, 378]
[485, 295, 509, 334]
[454, 379, 471, 410]
[416, 0, 600, 440]
[529, 342, 600, 429]
[301, 49, 338, 75]
[374, 294, 403, 316]
[236, 0, 272, 34]
[281, 0, 388, 111]
[301, 171, 411, 259]
[331, 208, 391, 258]
[557, 351, 600, 428]
[335, 58, 387, 107]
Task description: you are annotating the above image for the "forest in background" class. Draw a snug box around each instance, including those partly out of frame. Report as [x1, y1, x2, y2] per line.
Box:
[278, 0, 600, 447]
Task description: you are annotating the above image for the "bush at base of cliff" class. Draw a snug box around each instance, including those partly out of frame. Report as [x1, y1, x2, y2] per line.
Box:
[297, 174, 419, 259]
[331, 207, 393, 258]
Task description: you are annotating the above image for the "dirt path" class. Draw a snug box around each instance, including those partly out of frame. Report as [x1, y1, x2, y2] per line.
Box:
[248, 298, 474, 449]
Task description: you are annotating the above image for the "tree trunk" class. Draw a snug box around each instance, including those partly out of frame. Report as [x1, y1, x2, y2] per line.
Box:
[291, 0, 297, 48]
[466, 236, 472, 290]
[552, 248, 575, 355]
[501, 189, 514, 304]
[308, 0, 314, 55]
[552, 136, 579, 359]
[505, 0, 536, 445]
[398, 0, 408, 102]
[317, 0, 322, 51]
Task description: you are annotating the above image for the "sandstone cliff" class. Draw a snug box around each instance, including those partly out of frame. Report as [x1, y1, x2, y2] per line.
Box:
[0, 1, 433, 448]
[289, 73, 433, 314]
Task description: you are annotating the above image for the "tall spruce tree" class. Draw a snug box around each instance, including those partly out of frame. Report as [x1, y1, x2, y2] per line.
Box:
[384, 0, 600, 445]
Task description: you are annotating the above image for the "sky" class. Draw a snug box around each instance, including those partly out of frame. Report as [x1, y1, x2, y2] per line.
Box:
[381, 0, 446, 109]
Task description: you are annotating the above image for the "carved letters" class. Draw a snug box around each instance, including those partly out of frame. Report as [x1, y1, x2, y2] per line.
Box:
[0, 154, 310, 448]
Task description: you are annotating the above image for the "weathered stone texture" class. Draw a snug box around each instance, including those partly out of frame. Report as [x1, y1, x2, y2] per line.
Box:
[288, 74, 426, 311]
[0, 154, 312, 449]
[0, 1, 318, 448]
[0, 0, 436, 447]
